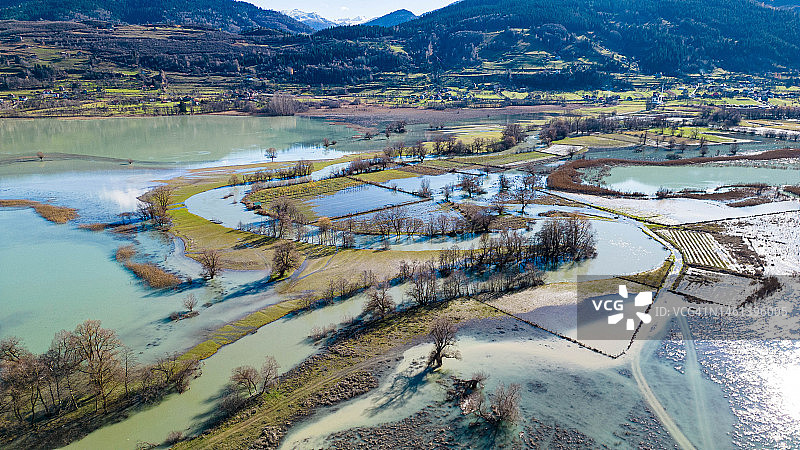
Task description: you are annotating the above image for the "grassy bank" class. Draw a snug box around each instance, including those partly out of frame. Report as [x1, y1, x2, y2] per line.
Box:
[177, 298, 500, 449]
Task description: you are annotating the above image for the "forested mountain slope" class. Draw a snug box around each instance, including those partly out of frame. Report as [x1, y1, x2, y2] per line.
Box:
[0, 0, 313, 33]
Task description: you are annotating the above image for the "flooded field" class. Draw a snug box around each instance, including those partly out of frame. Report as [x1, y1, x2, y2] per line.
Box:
[306, 184, 421, 218]
[2, 114, 799, 449]
[600, 162, 800, 196]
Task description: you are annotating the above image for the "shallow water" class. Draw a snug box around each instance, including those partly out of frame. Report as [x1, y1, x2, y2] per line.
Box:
[0, 208, 282, 359]
[601, 163, 800, 196]
[584, 132, 788, 162]
[69, 289, 374, 449]
[0, 116, 362, 166]
[307, 184, 420, 218]
[280, 329, 679, 449]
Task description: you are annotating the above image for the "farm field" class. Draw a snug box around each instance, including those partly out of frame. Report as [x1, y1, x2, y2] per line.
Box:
[657, 228, 742, 271]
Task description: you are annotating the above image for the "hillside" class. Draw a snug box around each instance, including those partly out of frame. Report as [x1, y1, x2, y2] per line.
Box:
[0, 0, 312, 33]
[363, 9, 418, 27]
[391, 0, 800, 74]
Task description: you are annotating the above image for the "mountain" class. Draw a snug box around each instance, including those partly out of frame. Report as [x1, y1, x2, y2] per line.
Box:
[0, 0, 313, 33]
[283, 9, 371, 29]
[333, 16, 369, 26]
[389, 0, 800, 75]
[363, 9, 418, 27]
[283, 9, 337, 30]
[761, 0, 800, 8]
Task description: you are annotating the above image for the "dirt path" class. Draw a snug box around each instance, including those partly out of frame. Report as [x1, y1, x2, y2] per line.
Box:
[630, 232, 697, 450]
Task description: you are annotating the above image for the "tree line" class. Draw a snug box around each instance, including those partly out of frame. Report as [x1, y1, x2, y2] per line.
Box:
[0, 321, 200, 430]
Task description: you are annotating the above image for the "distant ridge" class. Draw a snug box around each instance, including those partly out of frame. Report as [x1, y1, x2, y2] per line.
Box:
[0, 0, 313, 34]
[364, 9, 418, 27]
[283, 9, 337, 30]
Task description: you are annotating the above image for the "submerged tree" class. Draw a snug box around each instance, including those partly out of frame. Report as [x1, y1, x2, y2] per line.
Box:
[460, 376, 522, 428]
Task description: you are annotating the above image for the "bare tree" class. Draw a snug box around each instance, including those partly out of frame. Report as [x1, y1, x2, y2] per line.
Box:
[458, 175, 485, 198]
[183, 293, 197, 312]
[408, 262, 438, 306]
[460, 377, 521, 427]
[513, 184, 535, 214]
[259, 356, 280, 394]
[489, 383, 521, 424]
[230, 366, 259, 396]
[72, 320, 121, 412]
[428, 317, 459, 368]
[442, 184, 452, 202]
[490, 191, 511, 215]
[199, 249, 222, 279]
[272, 241, 300, 278]
[269, 197, 304, 239]
[317, 217, 332, 245]
[364, 283, 395, 319]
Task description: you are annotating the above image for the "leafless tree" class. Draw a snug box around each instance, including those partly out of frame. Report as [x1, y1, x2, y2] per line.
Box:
[183, 293, 197, 312]
[72, 320, 121, 412]
[199, 249, 222, 279]
[317, 216, 332, 245]
[264, 93, 307, 116]
[259, 356, 280, 394]
[428, 316, 459, 368]
[230, 366, 259, 396]
[269, 197, 304, 239]
[490, 192, 512, 215]
[460, 376, 521, 427]
[272, 241, 300, 278]
[407, 262, 438, 306]
[513, 184, 535, 214]
[442, 184, 452, 202]
[458, 175, 485, 198]
[139, 185, 173, 227]
[364, 283, 395, 319]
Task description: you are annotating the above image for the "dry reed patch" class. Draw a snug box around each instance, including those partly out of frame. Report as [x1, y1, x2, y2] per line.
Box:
[0, 199, 78, 223]
[78, 223, 107, 231]
[124, 262, 181, 288]
[31, 204, 78, 223]
[115, 245, 137, 261]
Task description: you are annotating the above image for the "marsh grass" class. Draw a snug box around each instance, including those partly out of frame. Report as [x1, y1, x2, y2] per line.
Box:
[78, 223, 107, 231]
[115, 245, 137, 261]
[0, 199, 78, 223]
[123, 262, 181, 289]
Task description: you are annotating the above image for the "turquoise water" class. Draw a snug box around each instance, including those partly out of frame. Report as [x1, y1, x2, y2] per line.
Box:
[0, 208, 280, 359]
[0, 115, 437, 173]
[601, 163, 800, 195]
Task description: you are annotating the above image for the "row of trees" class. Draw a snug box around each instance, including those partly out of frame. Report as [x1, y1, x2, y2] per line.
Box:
[0, 321, 200, 428]
[230, 160, 314, 186]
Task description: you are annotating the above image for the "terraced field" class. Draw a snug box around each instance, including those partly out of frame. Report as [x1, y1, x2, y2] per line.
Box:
[657, 229, 741, 271]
